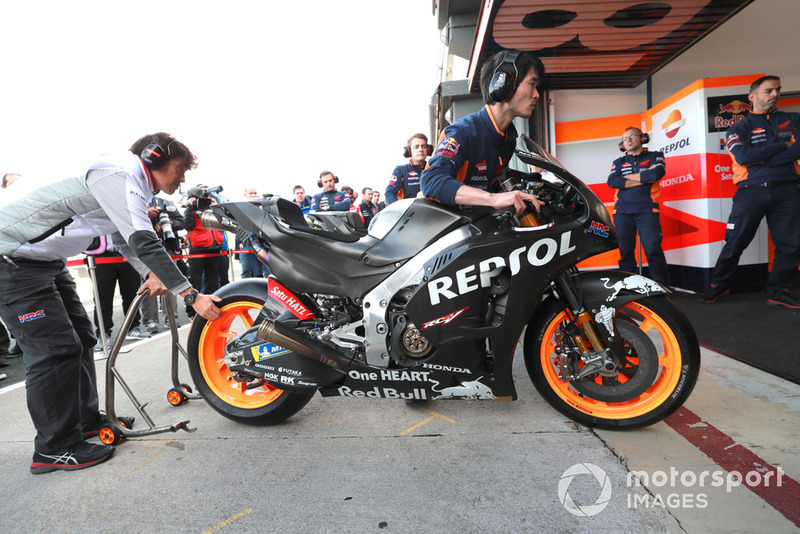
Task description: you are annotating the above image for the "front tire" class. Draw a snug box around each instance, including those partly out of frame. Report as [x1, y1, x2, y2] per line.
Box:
[524, 296, 699, 429]
[187, 295, 314, 425]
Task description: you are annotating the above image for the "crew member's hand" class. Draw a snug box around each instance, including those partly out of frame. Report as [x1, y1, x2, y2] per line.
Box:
[147, 207, 159, 219]
[490, 190, 543, 217]
[192, 294, 223, 321]
[138, 272, 168, 297]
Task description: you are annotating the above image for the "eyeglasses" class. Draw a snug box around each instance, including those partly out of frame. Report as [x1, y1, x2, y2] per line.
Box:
[621, 134, 641, 142]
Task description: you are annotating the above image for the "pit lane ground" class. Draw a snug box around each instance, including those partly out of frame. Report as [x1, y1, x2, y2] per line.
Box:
[1, 326, 799, 533]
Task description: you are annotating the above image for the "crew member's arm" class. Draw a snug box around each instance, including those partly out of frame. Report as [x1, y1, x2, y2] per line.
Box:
[88, 171, 220, 320]
[765, 119, 800, 166]
[385, 167, 403, 204]
[452, 185, 541, 216]
[726, 123, 787, 166]
[330, 194, 351, 211]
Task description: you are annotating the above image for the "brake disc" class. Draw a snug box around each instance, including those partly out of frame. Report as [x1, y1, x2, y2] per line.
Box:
[571, 319, 659, 402]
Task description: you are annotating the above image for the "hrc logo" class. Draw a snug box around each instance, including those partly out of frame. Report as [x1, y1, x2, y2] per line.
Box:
[19, 309, 46, 323]
[588, 221, 610, 238]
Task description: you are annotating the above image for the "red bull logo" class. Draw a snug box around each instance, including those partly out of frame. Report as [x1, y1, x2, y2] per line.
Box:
[718, 100, 751, 115]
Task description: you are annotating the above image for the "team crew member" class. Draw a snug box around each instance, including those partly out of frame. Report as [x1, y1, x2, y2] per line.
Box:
[607, 127, 669, 285]
[703, 75, 800, 308]
[421, 50, 543, 216]
[311, 171, 351, 211]
[0, 132, 222, 474]
[385, 133, 430, 204]
[357, 187, 378, 227]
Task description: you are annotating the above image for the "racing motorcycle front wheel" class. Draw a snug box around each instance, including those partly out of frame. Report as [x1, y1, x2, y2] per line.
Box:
[524, 296, 699, 430]
[187, 293, 315, 425]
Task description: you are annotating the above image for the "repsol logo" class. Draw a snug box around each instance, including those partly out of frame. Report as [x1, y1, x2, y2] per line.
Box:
[427, 231, 576, 305]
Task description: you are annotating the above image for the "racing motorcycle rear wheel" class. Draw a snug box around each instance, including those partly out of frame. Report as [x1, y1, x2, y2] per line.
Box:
[524, 296, 699, 429]
[187, 295, 314, 425]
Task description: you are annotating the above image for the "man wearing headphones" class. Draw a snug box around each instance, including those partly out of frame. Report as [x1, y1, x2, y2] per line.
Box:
[311, 171, 351, 212]
[385, 133, 431, 204]
[607, 127, 669, 286]
[0, 132, 222, 474]
[421, 50, 543, 216]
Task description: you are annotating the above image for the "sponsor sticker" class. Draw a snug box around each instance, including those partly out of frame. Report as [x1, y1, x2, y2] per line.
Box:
[268, 279, 314, 320]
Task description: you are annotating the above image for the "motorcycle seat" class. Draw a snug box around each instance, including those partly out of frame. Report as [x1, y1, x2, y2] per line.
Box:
[271, 198, 364, 243]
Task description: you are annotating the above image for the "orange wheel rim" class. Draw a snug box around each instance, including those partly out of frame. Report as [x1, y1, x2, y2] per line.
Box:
[540, 301, 682, 419]
[99, 428, 115, 445]
[197, 301, 284, 409]
[168, 391, 182, 405]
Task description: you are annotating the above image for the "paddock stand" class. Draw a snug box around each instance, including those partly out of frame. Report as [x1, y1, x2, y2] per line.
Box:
[98, 289, 200, 446]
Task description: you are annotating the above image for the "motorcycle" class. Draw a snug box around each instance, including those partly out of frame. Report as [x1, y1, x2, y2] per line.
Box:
[188, 136, 699, 430]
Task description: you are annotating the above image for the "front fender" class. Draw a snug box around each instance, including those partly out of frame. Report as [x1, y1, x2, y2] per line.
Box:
[575, 271, 669, 342]
[578, 271, 668, 312]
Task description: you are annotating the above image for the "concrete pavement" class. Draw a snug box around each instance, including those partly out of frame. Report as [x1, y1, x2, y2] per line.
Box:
[1, 327, 798, 533]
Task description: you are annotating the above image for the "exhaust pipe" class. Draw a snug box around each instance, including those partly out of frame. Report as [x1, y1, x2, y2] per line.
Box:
[200, 210, 237, 232]
[257, 319, 350, 374]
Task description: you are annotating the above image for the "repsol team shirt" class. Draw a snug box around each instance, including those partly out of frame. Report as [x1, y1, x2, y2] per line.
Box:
[607, 149, 666, 214]
[421, 106, 517, 207]
[311, 190, 351, 212]
[725, 109, 800, 186]
[385, 162, 424, 204]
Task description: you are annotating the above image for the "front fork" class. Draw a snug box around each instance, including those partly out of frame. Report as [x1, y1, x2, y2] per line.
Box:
[552, 269, 621, 381]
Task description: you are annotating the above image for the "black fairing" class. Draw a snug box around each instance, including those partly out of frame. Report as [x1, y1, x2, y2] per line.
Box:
[403, 155, 619, 398]
[211, 198, 471, 298]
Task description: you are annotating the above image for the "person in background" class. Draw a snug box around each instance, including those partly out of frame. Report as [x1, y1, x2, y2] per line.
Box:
[606, 126, 669, 286]
[0, 173, 22, 362]
[703, 75, 800, 308]
[292, 185, 312, 214]
[311, 171, 350, 212]
[183, 184, 224, 317]
[372, 190, 385, 212]
[141, 196, 187, 333]
[86, 235, 150, 345]
[1, 173, 21, 189]
[358, 186, 378, 227]
[341, 185, 358, 212]
[386, 133, 430, 205]
[236, 187, 268, 278]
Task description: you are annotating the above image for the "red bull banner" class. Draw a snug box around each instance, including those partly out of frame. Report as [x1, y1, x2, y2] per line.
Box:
[555, 74, 780, 292]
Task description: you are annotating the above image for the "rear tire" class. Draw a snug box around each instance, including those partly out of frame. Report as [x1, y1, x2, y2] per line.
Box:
[187, 295, 314, 425]
[524, 296, 699, 429]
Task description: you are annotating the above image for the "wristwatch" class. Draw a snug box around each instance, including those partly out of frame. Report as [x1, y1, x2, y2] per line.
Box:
[183, 289, 199, 306]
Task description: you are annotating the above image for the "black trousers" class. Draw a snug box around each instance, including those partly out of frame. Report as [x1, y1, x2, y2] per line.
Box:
[188, 250, 221, 297]
[0, 260, 99, 453]
[0, 320, 9, 354]
[92, 253, 141, 333]
[710, 182, 800, 296]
